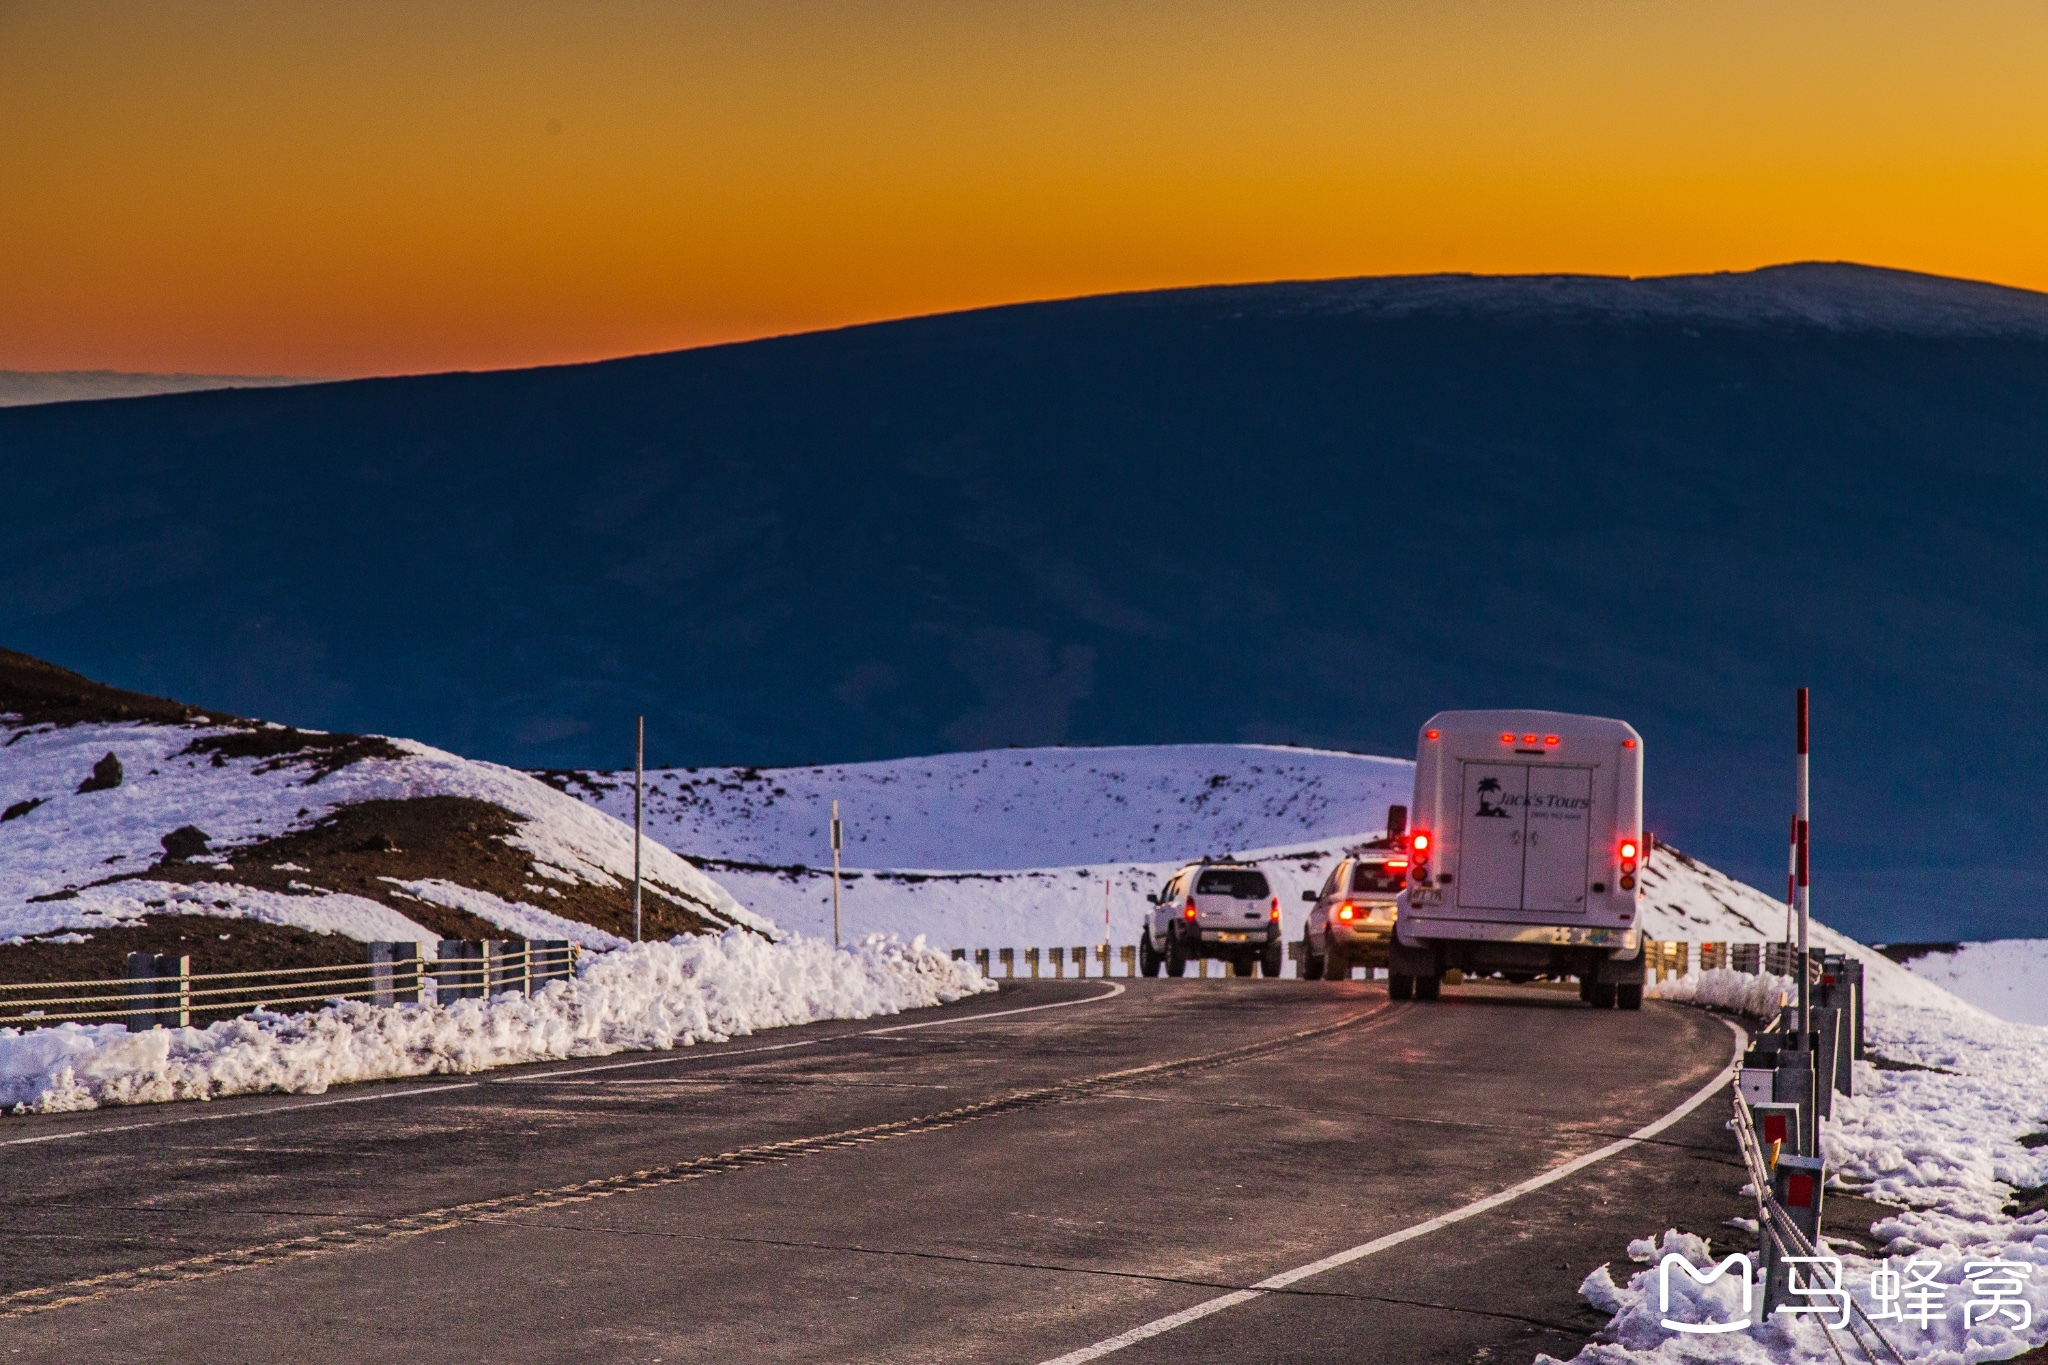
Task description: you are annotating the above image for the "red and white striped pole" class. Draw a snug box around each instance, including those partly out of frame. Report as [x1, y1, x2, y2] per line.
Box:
[1795, 687, 1811, 1039]
[1784, 812, 1797, 945]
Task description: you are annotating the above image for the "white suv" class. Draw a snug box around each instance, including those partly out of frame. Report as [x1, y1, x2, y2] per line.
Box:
[1300, 848, 1405, 980]
[1139, 861, 1283, 978]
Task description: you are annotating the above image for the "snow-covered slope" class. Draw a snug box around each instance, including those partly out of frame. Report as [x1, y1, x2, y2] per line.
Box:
[1882, 939, 2048, 1025]
[1, 653, 766, 959]
[549, 743, 1411, 870]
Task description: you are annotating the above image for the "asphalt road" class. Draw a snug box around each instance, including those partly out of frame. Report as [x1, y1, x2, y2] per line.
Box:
[0, 978, 1747, 1364]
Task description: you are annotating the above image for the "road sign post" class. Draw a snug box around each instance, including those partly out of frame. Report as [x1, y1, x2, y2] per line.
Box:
[633, 715, 644, 943]
[831, 799, 843, 947]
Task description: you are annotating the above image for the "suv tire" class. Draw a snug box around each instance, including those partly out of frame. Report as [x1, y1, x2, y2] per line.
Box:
[1139, 935, 1162, 978]
[1325, 949, 1349, 983]
[1616, 983, 1643, 1010]
[1387, 972, 1415, 1001]
[1589, 981, 1618, 1009]
[1165, 931, 1189, 978]
[1414, 974, 1442, 1002]
[1300, 936, 1325, 980]
[1260, 940, 1284, 977]
[1231, 956, 1255, 978]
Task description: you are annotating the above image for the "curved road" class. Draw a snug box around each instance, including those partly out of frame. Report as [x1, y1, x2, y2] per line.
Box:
[0, 980, 1740, 1363]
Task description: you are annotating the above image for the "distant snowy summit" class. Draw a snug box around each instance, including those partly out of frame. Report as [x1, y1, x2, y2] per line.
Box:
[0, 370, 322, 409]
[1172, 262, 2048, 339]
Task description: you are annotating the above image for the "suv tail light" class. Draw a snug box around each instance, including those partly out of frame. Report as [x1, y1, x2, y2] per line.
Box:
[1183, 898, 1198, 921]
[1337, 904, 1356, 922]
[1269, 897, 1280, 922]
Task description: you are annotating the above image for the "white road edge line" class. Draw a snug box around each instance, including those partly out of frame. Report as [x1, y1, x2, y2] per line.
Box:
[865, 981, 1125, 1034]
[1037, 1015, 1749, 1364]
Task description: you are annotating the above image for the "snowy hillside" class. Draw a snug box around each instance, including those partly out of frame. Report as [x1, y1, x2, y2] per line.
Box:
[548, 744, 1410, 870]
[1882, 939, 2048, 1025]
[556, 744, 1952, 1008]
[0, 651, 764, 970]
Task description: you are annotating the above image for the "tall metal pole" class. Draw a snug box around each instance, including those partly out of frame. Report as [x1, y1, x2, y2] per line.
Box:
[830, 799, 843, 947]
[633, 715, 644, 944]
[1795, 688, 1810, 1040]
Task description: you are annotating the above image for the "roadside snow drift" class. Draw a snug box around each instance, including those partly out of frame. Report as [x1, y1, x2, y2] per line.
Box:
[1886, 939, 2048, 1026]
[0, 931, 989, 1113]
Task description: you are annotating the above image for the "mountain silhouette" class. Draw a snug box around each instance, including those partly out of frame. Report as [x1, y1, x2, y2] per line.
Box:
[4, 261, 2046, 942]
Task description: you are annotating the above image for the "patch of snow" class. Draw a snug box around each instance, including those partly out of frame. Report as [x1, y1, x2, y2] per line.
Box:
[49, 880, 442, 948]
[0, 931, 989, 1113]
[385, 878, 629, 951]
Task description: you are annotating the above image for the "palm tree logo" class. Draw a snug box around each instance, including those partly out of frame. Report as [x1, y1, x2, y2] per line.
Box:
[1474, 776, 1510, 818]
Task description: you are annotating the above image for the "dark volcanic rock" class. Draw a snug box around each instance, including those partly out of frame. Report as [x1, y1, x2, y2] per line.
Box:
[76, 752, 123, 793]
[160, 825, 211, 861]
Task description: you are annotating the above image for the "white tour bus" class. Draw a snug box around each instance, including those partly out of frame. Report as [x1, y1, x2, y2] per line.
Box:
[1388, 709, 1648, 1008]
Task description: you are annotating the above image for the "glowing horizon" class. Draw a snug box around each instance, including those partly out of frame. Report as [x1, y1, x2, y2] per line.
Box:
[5, 1, 2046, 379]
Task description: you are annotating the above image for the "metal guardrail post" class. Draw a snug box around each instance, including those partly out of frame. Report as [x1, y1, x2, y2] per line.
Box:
[1048, 947, 1064, 979]
[437, 941, 484, 1004]
[1774, 1042, 1817, 1156]
[1762, 1152, 1827, 1313]
[1732, 942, 1760, 975]
[529, 940, 572, 991]
[1074, 946, 1089, 979]
[974, 948, 991, 977]
[1025, 948, 1040, 979]
[999, 948, 1014, 978]
[370, 942, 397, 1007]
[1095, 944, 1109, 977]
[1117, 944, 1134, 976]
[950, 948, 966, 962]
[124, 951, 156, 1031]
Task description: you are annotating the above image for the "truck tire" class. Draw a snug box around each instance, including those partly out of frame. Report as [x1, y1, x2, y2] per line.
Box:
[1300, 937, 1325, 980]
[1387, 972, 1414, 1001]
[1139, 935, 1162, 978]
[1260, 941, 1284, 977]
[1616, 983, 1643, 1010]
[1414, 974, 1442, 1002]
[1166, 932, 1188, 978]
[1589, 981, 1618, 1009]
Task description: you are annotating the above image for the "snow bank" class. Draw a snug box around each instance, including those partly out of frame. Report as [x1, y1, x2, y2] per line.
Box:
[0, 931, 990, 1114]
[1645, 967, 1797, 1019]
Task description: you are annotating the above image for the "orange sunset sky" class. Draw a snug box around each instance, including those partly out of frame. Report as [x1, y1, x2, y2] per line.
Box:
[4, 0, 2046, 378]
